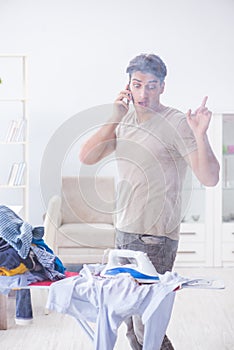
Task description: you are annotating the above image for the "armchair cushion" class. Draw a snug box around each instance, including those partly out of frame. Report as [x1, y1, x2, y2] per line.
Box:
[57, 223, 115, 248]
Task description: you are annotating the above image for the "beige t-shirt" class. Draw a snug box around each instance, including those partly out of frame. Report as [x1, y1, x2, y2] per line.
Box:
[115, 107, 198, 240]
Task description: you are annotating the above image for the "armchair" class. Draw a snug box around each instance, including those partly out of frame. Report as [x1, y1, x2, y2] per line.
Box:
[44, 176, 116, 265]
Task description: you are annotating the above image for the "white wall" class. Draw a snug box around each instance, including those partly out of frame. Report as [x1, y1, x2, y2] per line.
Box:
[0, 0, 234, 224]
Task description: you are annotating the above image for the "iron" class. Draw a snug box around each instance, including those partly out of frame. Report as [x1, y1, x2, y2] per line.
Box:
[100, 249, 159, 283]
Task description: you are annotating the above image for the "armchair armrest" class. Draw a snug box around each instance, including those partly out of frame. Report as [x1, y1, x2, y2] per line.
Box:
[44, 195, 62, 251]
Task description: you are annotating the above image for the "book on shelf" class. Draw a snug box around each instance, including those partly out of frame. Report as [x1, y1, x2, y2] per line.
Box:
[14, 162, 26, 185]
[4, 118, 26, 143]
[7, 162, 26, 186]
[15, 119, 26, 142]
[5, 120, 18, 142]
[7, 163, 19, 186]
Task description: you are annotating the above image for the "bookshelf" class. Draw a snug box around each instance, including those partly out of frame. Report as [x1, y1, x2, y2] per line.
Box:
[0, 54, 28, 219]
[174, 113, 234, 267]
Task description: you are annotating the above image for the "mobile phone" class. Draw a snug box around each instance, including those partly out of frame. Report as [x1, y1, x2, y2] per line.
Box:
[126, 81, 131, 105]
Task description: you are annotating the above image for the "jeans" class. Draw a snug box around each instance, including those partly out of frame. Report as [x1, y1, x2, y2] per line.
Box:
[16, 289, 33, 320]
[115, 229, 178, 350]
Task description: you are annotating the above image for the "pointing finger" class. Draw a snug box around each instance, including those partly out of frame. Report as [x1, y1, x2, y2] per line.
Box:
[201, 96, 208, 108]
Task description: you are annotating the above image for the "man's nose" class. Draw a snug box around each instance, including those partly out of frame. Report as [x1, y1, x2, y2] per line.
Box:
[140, 86, 148, 98]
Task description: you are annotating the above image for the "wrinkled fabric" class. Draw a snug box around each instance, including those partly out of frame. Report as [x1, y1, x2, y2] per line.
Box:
[0, 206, 33, 259]
[32, 226, 44, 240]
[0, 237, 37, 276]
[0, 207, 65, 275]
[30, 245, 65, 280]
[0, 263, 28, 276]
[0, 237, 11, 251]
[47, 265, 187, 350]
[0, 271, 46, 294]
[32, 236, 65, 274]
[0, 206, 66, 321]
[0, 239, 26, 271]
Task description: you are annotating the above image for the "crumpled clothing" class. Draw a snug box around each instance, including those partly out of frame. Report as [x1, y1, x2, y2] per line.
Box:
[0, 237, 11, 251]
[32, 236, 65, 274]
[32, 226, 44, 240]
[0, 205, 32, 259]
[0, 237, 34, 275]
[0, 263, 28, 276]
[0, 238, 25, 270]
[31, 245, 65, 281]
[0, 206, 66, 276]
[0, 271, 46, 295]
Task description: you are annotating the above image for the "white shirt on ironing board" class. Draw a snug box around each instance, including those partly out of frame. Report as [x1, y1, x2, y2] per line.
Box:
[46, 265, 188, 350]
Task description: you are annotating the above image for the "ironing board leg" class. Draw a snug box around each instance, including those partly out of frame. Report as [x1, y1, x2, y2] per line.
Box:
[0, 294, 7, 330]
[76, 318, 95, 342]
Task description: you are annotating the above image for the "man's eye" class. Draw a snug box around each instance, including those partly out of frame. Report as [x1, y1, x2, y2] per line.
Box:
[148, 85, 157, 90]
[133, 84, 141, 88]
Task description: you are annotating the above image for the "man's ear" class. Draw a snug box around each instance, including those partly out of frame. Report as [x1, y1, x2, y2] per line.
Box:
[160, 81, 165, 94]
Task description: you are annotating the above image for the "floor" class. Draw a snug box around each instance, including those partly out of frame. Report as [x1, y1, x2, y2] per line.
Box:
[0, 267, 234, 350]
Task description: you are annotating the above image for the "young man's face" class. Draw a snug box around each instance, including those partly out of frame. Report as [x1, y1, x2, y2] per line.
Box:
[129, 71, 165, 112]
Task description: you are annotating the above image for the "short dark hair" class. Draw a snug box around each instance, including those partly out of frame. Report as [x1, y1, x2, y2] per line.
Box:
[126, 53, 167, 82]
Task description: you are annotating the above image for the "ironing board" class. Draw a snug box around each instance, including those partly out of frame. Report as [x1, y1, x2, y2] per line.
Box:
[0, 268, 225, 349]
[45, 266, 225, 350]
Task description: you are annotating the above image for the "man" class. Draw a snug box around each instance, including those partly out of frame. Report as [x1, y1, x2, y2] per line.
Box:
[79, 53, 220, 349]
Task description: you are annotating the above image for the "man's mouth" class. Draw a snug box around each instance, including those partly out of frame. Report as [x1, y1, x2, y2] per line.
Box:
[138, 101, 148, 107]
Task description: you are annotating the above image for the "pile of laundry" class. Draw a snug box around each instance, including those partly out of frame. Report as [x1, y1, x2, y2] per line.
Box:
[0, 205, 66, 294]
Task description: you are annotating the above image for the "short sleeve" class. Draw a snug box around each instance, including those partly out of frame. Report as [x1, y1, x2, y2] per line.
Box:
[173, 116, 197, 157]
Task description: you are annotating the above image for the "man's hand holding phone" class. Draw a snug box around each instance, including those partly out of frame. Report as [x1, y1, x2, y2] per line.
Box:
[112, 84, 132, 122]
